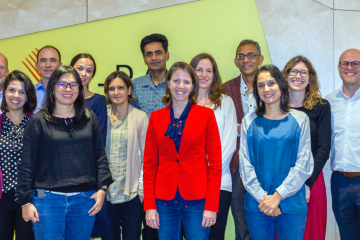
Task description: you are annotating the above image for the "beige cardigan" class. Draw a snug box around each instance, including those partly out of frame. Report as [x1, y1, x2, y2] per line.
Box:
[107, 104, 149, 196]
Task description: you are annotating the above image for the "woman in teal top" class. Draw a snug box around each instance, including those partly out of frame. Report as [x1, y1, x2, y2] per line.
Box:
[239, 65, 314, 240]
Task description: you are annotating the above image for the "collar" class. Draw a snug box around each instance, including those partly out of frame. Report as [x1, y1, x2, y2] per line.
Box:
[240, 74, 252, 95]
[339, 85, 360, 100]
[35, 79, 46, 90]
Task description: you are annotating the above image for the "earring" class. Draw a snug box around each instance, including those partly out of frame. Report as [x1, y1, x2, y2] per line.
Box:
[259, 99, 262, 107]
[281, 95, 284, 102]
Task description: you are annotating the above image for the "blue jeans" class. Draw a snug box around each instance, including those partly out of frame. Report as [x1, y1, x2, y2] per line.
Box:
[331, 171, 360, 240]
[245, 211, 306, 240]
[32, 190, 96, 240]
[156, 199, 210, 240]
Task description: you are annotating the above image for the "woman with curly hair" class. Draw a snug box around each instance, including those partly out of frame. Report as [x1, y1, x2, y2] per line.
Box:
[282, 56, 331, 240]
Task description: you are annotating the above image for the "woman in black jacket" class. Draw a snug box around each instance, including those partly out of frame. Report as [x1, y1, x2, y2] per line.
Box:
[16, 66, 113, 240]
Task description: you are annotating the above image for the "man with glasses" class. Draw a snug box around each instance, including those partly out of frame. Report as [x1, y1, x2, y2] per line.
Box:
[35, 45, 62, 112]
[223, 39, 264, 240]
[326, 48, 360, 240]
[0, 53, 10, 112]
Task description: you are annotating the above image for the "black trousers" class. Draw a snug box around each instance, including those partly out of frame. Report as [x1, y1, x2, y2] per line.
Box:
[142, 210, 159, 240]
[0, 189, 34, 240]
[231, 166, 251, 240]
[103, 195, 143, 240]
[209, 190, 232, 240]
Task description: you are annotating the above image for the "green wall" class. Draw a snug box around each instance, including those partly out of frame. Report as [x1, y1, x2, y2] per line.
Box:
[2, 0, 271, 238]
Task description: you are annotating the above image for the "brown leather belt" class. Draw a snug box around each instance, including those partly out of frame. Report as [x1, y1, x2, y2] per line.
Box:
[336, 171, 360, 177]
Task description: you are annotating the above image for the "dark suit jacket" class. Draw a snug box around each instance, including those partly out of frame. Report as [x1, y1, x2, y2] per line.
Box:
[143, 104, 222, 212]
[223, 75, 245, 175]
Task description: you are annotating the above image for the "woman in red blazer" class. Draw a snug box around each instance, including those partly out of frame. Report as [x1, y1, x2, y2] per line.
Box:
[143, 62, 222, 240]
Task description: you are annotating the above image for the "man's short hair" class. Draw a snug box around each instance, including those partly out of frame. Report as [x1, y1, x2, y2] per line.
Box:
[140, 34, 169, 55]
[37, 45, 61, 63]
[235, 39, 261, 57]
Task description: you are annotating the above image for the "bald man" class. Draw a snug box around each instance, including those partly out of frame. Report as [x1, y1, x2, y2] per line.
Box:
[0, 53, 9, 113]
[326, 48, 360, 240]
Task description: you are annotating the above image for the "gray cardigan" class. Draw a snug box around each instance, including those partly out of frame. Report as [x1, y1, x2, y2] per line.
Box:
[107, 104, 149, 196]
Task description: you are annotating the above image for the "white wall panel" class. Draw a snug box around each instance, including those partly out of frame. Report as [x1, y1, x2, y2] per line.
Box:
[335, 0, 360, 11]
[0, 0, 86, 40]
[88, 0, 197, 22]
[315, 0, 333, 9]
[255, 0, 334, 96]
[334, 10, 360, 90]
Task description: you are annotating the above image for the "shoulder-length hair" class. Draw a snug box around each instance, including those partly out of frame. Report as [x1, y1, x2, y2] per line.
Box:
[282, 56, 323, 110]
[189, 53, 226, 110]
[162, 62, 199, 105]
[1, 70, 37, 114]
[253, 65, 290, 116]
[103, 71, 136, 105]
[41, 66, 87, 122]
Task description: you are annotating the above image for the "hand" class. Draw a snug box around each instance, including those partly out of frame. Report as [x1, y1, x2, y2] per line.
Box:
[259, 192, 282, 216]
[139, 195, 144, 203]
[22, 204, 39, 223]
[202, 210, 217, 228]
[305, 185, 310, 203]
[88, 190, 106, 216]
[146, 209, 160, 229]
[237, 125, 241, 135]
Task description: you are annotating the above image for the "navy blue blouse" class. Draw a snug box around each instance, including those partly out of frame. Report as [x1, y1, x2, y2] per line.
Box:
[158, 103, 205, 207]
[85, 94, 107, 145]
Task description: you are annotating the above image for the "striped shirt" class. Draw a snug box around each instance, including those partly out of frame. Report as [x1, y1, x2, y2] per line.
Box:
[106, 112, 137, 204]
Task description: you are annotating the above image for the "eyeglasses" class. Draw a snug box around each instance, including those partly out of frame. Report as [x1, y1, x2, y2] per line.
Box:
[56, 81, 79, 90]
[236, 52, 259, 60]
[339, 61, 360, 69]
[289, 69, 309, 77]
[0, 65, 6, 71]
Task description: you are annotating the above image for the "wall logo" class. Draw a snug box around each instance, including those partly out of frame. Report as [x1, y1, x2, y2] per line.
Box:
[22, 48, 41, 82]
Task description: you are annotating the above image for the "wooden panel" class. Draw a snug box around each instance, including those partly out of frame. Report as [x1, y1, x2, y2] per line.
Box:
[0, 0, 86, 40]
[315, 0, 333, 9]
[334, 10, 360, 89]
[88, 0, 196, 22]
[255, 0, 334, 96]
[335, 0, 360, 11]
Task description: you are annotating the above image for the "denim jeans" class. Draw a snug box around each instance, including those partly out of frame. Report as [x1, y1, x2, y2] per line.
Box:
[32, 190, 96, 240]
[156, 199, 210, 240]
[245, 211, 306, 240]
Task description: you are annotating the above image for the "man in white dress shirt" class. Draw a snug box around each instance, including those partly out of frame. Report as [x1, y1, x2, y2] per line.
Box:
[326, 48, 360, 240]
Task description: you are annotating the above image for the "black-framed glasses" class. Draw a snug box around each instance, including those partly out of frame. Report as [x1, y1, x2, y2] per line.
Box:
[236, 52, 259, 60]
[56, 81, 79, 90]
[339, 61, 360, 69]
[289, 69, 309, 77]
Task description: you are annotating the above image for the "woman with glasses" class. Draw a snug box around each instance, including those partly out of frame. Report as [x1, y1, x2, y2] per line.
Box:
[189, 53, 237, 240]
[282, 56, 331, 240]
[0, 71, 37, 240]
[240, 65, 313, 240]
[101, 71, 148, 240]
[70, 54, 110, 239]
[143, 62, 222, 240]
[16, 66, 113, 240]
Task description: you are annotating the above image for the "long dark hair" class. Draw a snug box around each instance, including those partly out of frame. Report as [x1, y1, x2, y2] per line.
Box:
[189, 53, 226, 110]
[41, 66, 87, 122]
[253, 65, 290, 116]
[1, 70, 37, 113]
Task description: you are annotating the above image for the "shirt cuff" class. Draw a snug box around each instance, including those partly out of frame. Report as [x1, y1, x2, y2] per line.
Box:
[276, 185, 288, 200]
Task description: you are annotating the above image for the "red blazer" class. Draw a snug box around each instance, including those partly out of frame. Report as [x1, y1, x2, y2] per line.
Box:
[143, 104, 222, 212]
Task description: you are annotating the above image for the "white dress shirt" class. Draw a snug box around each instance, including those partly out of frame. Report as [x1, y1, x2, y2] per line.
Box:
[212, 94, 237, 192]
[326, 87, 360, 172]
[240, 74, 257, 116]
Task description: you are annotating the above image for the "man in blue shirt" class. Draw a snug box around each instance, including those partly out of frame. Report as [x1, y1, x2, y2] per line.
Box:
[34, 45, 62, 112]
[132, 34, 169, 118]
[326, 48, 360, 240]
[0, 52, 9, 113]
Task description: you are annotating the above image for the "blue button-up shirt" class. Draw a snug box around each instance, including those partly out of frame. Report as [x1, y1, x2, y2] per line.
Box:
[34, 80, 46, 113]
[132, 73, 166, 117]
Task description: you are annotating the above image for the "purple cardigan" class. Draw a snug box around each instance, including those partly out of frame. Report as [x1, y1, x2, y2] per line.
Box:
[0, 112, 34, 199]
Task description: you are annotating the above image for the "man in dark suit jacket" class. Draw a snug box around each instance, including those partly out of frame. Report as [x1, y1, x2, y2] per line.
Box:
[223, 39, 264, 240]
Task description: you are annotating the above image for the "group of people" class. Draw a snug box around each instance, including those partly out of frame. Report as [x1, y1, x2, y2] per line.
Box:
[0, 33, 358, 240]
